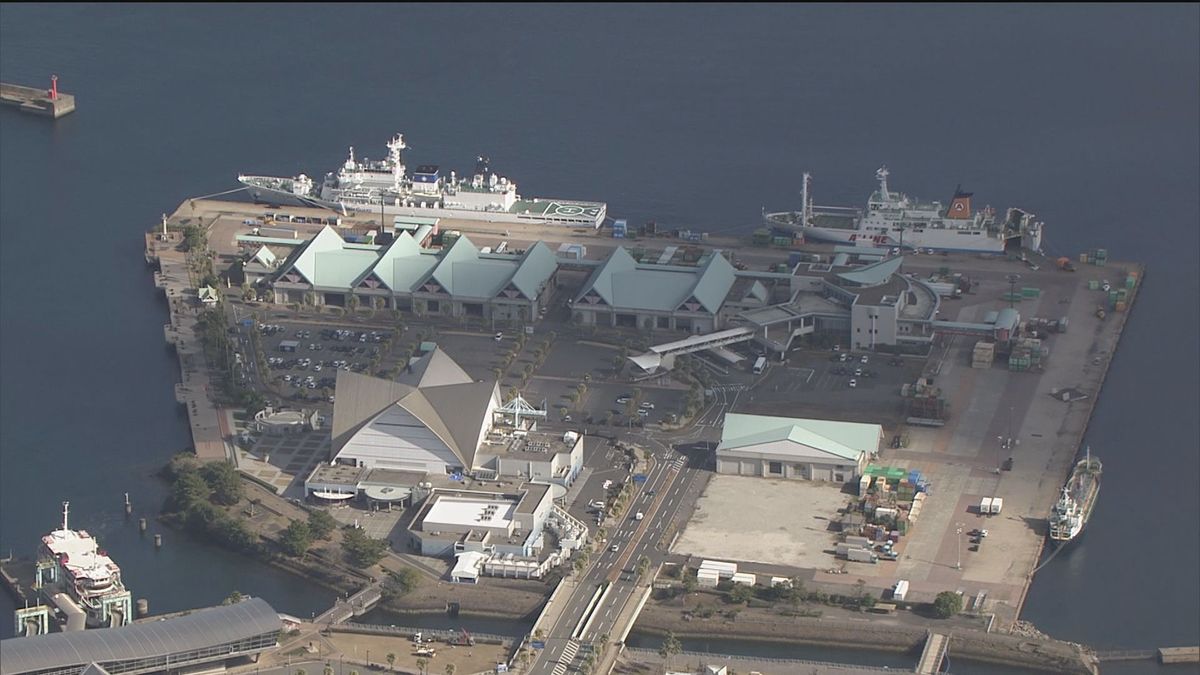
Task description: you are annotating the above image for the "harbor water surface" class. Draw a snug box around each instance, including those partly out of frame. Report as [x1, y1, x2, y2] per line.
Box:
[1, 5, 1196, 672]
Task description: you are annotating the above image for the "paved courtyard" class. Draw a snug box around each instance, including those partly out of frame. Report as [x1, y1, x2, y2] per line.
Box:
[671, 474, 851, 569]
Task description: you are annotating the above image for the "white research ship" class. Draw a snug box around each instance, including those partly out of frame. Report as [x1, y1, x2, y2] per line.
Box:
[239, 133, 607, 228]
[37, 501, 133, 628]
[1048, 449, 1102, 543]
[764, 167, 1044, 253]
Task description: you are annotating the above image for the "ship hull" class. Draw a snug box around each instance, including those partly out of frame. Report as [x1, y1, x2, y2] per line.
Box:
[243, 179, 606, 228]
[765, 213, 1009, 253]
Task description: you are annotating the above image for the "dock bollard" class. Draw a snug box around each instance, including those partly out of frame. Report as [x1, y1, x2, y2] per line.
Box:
[153, 534, 162, 549]
[136, 599, 149, 618]
[139, 518, 147, 533]
[124, 493, 132, 518]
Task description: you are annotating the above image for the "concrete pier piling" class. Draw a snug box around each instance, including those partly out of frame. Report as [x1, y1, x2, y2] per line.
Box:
[139, 517, 147, 533]
[153, 533, 162, 549]
[0, 76, 76, 119]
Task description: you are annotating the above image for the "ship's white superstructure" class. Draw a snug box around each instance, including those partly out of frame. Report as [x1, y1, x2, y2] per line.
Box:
[1048, 449, 1102, 543]
[765, 167, 1044, 253]
[239, 133, 606, 228]
[37, 502, 132, 628]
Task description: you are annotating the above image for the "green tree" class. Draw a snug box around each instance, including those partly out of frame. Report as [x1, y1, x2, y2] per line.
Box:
[681, 569, 697, 595]
[444, 664, 456, 675]
[342, 526, 388, 567]
[416, 658, 428, 675]
[222, 590, 244, 605]
[170, 469, 212, 511]
[323, 666, 334, 675]
[201, 461, 244, 505]
[729, 583, 753, 605]
[382, 567, 421, 601]
[658, 631, 682, 668]
[307, 510, 337, 540]
[279, 520, 313, 558]
[933, 591, 963, 618]
[385, 653, 396, 671]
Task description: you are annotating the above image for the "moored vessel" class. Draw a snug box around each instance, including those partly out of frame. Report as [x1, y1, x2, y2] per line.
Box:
[35, 502, 132, 628]
[764, 167, 1044, 253]
[239, 133, 607, 228]
[1048, 448, 1102, 543]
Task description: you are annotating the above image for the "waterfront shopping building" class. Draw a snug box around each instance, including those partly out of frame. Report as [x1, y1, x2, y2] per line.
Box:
[268, 225, 560, 324]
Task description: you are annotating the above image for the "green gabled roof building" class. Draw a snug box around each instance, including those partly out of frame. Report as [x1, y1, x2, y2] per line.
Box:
[715, 413, 881, 483]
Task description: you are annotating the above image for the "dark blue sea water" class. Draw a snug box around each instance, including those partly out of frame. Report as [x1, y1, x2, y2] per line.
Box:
[2, 4, 1197, 671]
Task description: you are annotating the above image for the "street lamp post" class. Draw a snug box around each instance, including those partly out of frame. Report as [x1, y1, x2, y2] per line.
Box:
[955, 523, 964, 570]
[1006, 274, 1021, 310]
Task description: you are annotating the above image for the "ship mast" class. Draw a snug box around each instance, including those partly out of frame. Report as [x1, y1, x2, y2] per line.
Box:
[387, 133, 407, 192]
[801, 172, 813, 226]
[61, 501, 70, 532]
[876, 166, 890, 201]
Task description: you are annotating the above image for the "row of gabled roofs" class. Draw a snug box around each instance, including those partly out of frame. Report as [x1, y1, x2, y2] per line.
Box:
[275, 226, 559, 301]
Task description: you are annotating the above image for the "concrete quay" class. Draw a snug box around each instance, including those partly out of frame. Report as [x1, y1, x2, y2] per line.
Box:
[145, 228, 230, 461]
[1, 81, 75, 119]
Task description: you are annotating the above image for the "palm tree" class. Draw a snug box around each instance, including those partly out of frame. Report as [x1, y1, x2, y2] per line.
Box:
[444, 664, 456, 675]
[385, 653, 396, 671]
[323, 665, 334, 675]
[415, 657, 428, 675]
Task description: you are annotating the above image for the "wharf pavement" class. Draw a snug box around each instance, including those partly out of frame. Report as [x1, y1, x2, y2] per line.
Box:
[148, 229, 229, 461]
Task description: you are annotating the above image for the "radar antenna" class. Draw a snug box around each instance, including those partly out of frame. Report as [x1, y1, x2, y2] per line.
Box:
[876, 166, 890, 201]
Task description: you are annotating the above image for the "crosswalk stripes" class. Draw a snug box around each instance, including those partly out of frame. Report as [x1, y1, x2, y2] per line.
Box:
[551, 664, 566, 675]
[671, 457, 685, 471]
[561, 639, 579, 662]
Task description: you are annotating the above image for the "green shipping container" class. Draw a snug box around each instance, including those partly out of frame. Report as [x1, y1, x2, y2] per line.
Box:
[1125, 276, 1136, 289]
[1021, 287, 1040, 297]
[1088, 280, 1100, 290]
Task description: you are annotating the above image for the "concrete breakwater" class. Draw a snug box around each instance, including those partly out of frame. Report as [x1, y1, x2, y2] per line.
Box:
[632, 605, 1097, 674]
[0, 80, 75, 118]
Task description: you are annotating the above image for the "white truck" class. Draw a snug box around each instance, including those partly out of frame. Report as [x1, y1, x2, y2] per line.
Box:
[893, 579, 910, 601]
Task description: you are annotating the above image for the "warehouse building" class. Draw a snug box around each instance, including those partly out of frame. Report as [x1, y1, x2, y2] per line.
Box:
[409, 483, 555, 558]
[715, 413, 881, 482]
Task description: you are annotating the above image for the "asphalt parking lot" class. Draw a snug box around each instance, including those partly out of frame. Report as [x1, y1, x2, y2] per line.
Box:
[744, 349, 925, 424]
[250, 320, 400, 404]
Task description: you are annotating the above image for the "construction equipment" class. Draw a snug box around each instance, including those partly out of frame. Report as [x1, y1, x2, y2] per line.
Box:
[449, 628, 475, 646]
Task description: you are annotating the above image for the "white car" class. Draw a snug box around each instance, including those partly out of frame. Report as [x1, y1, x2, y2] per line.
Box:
[639, 401, 655, 410]
[616, 396, 631, 404]
[494, 332, 503, 341]
[849, 379, 858, 388]
[589, 500, 606, 509]
[610, 544, 620, 552]
[860, 354, 869, 364]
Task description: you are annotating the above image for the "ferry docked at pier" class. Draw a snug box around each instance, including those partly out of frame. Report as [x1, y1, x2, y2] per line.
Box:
[37, 502, 132, 628]
[239, 133, 607, 228]
[1048, 449, 1102, 543]
[764, 167, 1044, 254]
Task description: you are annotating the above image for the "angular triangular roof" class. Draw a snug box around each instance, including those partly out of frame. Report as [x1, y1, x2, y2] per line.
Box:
[836, 256, 903, 287]
[398, 348, 474, 388]
[275, 225, 377, 288]
[681, 253, 736, 313]
[360, 231, 433, 291]
[331, 350, 497, 469]
[506, 241, 558, 300]
[575, 246, 637, 305]
[331, 370, 417, 459]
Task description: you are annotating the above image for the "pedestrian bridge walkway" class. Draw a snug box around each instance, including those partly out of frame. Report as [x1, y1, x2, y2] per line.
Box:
[629, 327, 754, 373]
[314, 583, 382, 625]
[915, 631, 948, 674]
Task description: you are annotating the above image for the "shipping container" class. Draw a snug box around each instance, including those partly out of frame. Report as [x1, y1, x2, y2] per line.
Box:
[1087, 280, 1100, 291]
[980, 497, 993, 514]
[847, 548, 877, 563]
[1021, 287, 1040, 298]
[990, 497, 1004, 514]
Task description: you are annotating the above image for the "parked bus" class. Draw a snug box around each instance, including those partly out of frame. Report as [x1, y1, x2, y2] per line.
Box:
[752, 356, 767, 374]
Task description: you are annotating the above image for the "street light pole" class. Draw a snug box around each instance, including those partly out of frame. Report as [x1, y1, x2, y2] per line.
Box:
[955, 523, 963, 570]
[1006, 274, 1021, 310]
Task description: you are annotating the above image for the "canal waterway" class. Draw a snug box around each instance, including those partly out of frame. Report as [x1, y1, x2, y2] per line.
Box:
[1, 5, 1196, 672]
